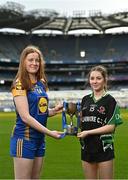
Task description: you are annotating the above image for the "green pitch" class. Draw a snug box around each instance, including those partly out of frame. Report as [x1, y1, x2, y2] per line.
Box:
[0, 109, 127, 179]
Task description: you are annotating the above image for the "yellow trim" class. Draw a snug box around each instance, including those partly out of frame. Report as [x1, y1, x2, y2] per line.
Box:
[24, 126, 30, 140]
[12, 88, 26, 97]
[16, 139, 23, 158]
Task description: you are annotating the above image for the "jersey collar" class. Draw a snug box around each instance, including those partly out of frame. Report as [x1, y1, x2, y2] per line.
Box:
[90, 91, 108, 102]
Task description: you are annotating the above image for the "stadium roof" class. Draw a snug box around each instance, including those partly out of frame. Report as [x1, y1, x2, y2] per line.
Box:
[1, 1, 128, 34]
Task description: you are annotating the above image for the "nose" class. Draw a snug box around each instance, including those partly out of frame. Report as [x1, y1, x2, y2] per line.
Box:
[93, 78, 97, 83]
[32, 59, 38, 65]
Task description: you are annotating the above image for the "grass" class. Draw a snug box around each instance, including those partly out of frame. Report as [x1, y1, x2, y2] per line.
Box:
[0, 109, 127, 179]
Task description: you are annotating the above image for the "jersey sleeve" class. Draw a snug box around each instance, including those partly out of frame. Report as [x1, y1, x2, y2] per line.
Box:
[11, 80, 27, 97]
[107, 103, 123, 126]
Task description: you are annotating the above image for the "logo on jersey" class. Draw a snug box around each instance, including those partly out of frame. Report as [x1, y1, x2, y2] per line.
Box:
[97, 106, 105, 114]
[16, 81, 22, 90]
[13, 80, 26, 96]
[38, 97, 48, 113]
[89, 104, 97, 112]
[32, 85, 43, 94]
[115, 113, 120, 120]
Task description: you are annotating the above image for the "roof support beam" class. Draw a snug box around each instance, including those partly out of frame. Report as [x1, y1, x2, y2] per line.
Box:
[87, 17, 103, 32]
[30, 16, 55, 33]
[63, 18, 72, 34]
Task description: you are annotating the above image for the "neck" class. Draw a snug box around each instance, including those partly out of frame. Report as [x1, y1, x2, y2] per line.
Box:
[29, 74, 37, 83]
[93, 90, 106, 100]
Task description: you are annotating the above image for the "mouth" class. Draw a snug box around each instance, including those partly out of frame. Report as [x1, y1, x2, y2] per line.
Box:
[30, 66, 38, 70]
[92, 84, 98, 88]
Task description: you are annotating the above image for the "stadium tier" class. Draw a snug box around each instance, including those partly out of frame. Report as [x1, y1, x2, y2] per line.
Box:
[0, 4, 128, 111]
[0, 33, 128, 91]
[0, 2, 128, 111]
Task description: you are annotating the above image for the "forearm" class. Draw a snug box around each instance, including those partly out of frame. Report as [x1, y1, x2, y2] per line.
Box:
[21, 114, 52, 136]
[87, 125, 115, 136]
[77, 124, 115, 138]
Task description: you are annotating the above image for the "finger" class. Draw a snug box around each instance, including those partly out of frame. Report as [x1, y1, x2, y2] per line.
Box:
[57, 131, 65, 134]
[76, 136, 80, 139]
[59, 133, 66, 139]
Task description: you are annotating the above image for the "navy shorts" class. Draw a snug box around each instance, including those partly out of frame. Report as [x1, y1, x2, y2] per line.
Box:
[81, 149, 114, 163]
[10, 136, 45, 159]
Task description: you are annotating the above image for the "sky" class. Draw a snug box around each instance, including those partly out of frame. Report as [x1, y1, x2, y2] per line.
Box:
[0, 0, 128, 16]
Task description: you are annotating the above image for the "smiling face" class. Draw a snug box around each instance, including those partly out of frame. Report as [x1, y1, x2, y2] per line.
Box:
[25, 52, 40, 78]
[89, 70, 105, 92]
[15, 45, 48, 90]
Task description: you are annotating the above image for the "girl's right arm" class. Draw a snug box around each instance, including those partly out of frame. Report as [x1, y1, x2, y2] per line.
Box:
[14, 95, 63, 139]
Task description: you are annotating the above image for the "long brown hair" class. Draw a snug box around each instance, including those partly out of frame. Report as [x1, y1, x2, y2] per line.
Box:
[11, 45, 48, 90]
[88, 65, 108, 91]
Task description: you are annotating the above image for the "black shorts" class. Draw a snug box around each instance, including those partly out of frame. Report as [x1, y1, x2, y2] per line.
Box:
[81, 149, 115, 163]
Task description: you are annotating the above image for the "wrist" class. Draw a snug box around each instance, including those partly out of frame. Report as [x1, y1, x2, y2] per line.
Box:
[46, 129, 52, 136]
[87, 130, 90, 136]
[84, 130, 90, 136]
[52, 108, 56, 115]
[49, 108, 56, 117]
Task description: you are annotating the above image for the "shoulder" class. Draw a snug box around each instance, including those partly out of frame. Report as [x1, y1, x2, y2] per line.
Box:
[104, 94, 119, 110]
[105, 93, 117, 103]
[39, 79, 45, 87]
[40, 78, 45, 83]
[11, 79, 24, 90]
[81, 94, 91, 105]
[82, 94, 91, 101]
[11, 79, 26, 97]
[14, 79, 23, 90]
[40, 79, 48, 91]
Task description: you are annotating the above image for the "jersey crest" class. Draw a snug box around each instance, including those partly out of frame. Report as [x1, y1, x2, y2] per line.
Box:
[38, 97, 48, 114]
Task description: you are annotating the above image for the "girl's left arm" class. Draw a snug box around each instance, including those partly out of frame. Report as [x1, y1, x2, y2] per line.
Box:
[77, 124, 115, 138]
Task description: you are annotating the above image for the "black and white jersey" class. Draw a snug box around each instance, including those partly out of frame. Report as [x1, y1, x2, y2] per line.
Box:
[80, 92, 123, 153]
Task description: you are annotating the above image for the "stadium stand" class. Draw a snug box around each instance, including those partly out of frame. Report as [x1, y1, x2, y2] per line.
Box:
[0, 1, 128, 110]
[0, 89, 128, 112]
[0, 33, 128, 90]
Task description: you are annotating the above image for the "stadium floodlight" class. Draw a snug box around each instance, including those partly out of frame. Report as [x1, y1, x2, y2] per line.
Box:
[0, 80, 5, 84]
[80, 50, 86, 58]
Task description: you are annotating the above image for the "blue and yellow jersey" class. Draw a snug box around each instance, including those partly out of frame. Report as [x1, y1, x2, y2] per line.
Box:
[11, 80, 49, 140]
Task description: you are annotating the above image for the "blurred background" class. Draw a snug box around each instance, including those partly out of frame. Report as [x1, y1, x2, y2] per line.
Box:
[0, 0, 128, 111]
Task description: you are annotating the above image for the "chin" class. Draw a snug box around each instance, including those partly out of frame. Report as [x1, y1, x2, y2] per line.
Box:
[94, 88, 102, 92]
